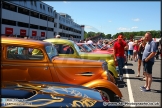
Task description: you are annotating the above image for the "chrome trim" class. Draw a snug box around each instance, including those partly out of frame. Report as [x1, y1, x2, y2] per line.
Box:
[75, 72, 94, 76]
[102, 61, 110, 81]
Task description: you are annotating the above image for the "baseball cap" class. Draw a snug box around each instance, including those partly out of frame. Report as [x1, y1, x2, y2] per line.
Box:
[56, 35, 60, 38]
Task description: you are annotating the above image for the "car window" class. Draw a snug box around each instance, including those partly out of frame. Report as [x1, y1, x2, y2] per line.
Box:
[6, 46, 44, 60]
[45, 45, 58, 60]
[54, 44, 74, 54]
[88, 44, 96, 50]
[77, 45, 85, 52]
[82, 44, 93, 52]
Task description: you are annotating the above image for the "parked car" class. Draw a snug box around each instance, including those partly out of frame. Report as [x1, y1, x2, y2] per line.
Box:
[1, 81, 108, 107]
[43, 38, 118, 79]
[87, 43, 127, 64]
[1, 37, 122, 101]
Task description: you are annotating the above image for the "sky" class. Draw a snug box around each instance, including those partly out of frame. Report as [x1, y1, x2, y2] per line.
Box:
[44, 1, 161, 35]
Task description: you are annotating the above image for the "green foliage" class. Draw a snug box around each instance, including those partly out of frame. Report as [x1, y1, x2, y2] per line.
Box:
[84, 30, 161, 40]
[112, 30, 161, 39]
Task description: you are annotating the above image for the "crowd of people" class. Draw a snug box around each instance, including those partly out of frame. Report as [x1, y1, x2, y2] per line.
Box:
[113, 32, 161, 92]
[4, 33, 161, 92]
[72, 32, 161, 92]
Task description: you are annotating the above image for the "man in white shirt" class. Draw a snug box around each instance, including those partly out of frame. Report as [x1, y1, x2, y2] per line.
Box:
[128, 39, 134, 60]
[87, 39, 93, 44]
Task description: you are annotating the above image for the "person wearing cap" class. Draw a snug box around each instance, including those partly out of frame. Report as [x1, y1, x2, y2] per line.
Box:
[114, 35, 128, 81]
[56, 35, 61, 38]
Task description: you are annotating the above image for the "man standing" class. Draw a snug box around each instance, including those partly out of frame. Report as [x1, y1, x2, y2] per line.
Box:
[114, 35, 128, 81]
[128, 39, 134, 60]
[140, 32, 156, 92]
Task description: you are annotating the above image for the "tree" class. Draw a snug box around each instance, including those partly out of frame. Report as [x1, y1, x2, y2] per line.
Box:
[105, 34, 111, 39]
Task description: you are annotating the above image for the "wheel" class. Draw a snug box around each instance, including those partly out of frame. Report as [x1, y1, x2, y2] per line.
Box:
[96, 88, 115, 102]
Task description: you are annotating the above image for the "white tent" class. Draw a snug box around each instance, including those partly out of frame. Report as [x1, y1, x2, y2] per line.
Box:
[153, 38, 161, 42]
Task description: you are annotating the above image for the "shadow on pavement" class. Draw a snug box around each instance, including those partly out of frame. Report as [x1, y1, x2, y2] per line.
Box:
[150, 89, 162, 93]
[152, 77, 162, 79]
[116, 79, 127, 88]
[123, 77, 141, 80]
[152, 79, 162, 83]
[125, 63, 133, 66]
[123, 69, 135, 74]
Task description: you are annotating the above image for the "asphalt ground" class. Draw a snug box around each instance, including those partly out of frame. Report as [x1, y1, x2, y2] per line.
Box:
[114, 58, 161, 108]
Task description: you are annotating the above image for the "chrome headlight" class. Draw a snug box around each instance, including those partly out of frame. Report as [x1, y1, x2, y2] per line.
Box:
[102, 61, 108, 71]
[102, 61, 110, 81]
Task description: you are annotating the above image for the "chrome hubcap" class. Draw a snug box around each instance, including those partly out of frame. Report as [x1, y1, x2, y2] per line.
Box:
[101, 90, 111, 102]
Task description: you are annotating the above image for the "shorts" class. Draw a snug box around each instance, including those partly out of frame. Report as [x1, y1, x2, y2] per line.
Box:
[138, 54, 142, 60]
[128, 50, 133, 55]
[133, 50, 137, 53]
[143, 60, 154, 74]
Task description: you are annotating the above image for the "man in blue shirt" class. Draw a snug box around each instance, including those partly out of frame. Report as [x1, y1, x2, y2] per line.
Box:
[140, 32, 156, 92]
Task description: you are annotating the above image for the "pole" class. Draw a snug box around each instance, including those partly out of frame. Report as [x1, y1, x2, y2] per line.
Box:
[46, 16, 48, 39]
[0, 1, 2, 36]
[28, 9, 30, 38]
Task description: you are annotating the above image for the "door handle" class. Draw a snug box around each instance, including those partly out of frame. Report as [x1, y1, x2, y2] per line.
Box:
[76, 72, 94, 76]
[44, 67, 48, 70]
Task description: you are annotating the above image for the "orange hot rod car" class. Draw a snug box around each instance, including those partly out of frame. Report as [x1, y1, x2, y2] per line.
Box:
[1, 37, 122, 101]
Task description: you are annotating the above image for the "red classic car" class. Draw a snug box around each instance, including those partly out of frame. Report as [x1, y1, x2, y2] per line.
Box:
[77, 43, 127, 65]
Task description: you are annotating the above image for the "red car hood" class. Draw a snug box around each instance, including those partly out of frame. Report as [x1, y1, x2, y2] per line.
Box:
[91, 49, 113, 54]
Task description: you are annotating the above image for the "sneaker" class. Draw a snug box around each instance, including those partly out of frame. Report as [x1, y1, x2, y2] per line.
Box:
[140, 86, 146, 90]
[119, 76, 123, 81]
[141, 89, 151, 92]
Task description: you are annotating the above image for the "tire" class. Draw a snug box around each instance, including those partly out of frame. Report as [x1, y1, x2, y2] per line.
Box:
[96, 88, 115, 102]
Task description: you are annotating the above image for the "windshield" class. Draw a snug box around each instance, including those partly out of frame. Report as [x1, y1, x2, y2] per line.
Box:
[45, 45, 58, 60]
[88, 44, 96, 50]
[97, 44, 102, 49]
[73, 43, 81, 53]
[81, 44, 93, 52]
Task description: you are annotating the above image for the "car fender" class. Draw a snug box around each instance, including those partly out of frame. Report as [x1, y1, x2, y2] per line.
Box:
[108, 64, 118, 78]
[82, 79, 122, 98]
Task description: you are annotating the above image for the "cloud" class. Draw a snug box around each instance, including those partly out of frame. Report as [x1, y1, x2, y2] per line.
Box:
[132, 18, 140, 22]
[118, 27, 131, 31]
[63, 1, 70, 3]
[84, 25, 100, 32]
[118, 26, 138, 31]
[131, 26, 138, 29]
[108, 20, 112, 22]
[85, 25, 93, 29]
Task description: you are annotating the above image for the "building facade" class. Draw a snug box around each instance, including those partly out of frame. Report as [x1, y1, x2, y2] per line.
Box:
[1, 1, 84, 41]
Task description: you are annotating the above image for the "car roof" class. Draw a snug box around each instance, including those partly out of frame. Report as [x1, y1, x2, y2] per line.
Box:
[44, 38, 75, 45]
[1, 37, 52, 47]
[76, 43, 91, 45]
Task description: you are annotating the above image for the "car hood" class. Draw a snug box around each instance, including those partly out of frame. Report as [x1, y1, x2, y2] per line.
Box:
[1, 81, 103, 101]
[92, 50, 112, 54]
[52, 56, 103, 67]
[1, 81, 104, 107]
[79, 52, 113, 60]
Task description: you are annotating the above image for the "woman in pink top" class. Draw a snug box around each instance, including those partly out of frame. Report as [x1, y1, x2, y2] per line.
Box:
[133, 40, 139, 62]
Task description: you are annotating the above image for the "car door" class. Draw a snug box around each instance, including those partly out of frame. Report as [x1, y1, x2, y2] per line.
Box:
[1, 45, 53, 82]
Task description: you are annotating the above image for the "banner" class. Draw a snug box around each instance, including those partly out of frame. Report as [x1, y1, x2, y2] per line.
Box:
[5, 27, 13, 35]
